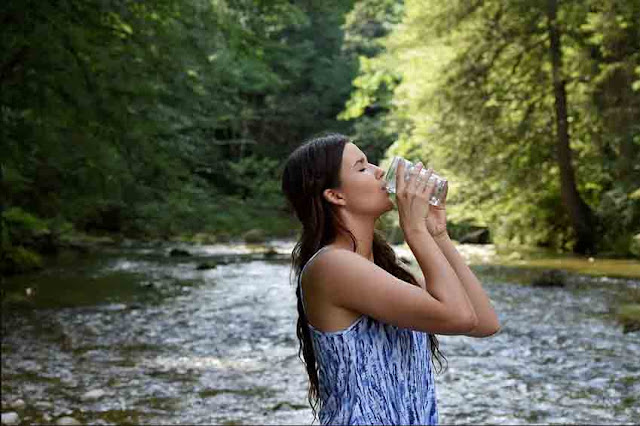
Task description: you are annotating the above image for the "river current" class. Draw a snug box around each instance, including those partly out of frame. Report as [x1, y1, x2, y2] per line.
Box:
[2, 241, 639, 424]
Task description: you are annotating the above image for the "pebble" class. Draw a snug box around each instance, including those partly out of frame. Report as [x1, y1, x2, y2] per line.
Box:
[10, 399, 25, 410]
[81, 389, 106, 401]
[56, 417, 81, 425]
[35, 401, 53, 410]
[1, 412, 20, 425]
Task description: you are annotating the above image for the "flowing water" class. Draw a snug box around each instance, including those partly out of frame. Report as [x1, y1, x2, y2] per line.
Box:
[1, 241, 639, 425]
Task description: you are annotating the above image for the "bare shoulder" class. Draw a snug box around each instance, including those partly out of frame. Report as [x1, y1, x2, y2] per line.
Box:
[302, 247, 386, 305]
[303, 245, 474, 334]
[303, 247, 361, 290]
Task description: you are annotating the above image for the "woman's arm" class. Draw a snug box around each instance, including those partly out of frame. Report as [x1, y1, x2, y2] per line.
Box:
[404, 228, 479, 332]
[419, 174, 500, 337]
[431, 233, 500, 337]
[306, 246, 479, 335]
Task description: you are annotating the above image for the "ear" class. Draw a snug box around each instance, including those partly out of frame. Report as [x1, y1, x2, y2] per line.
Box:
[323, 188, 346, 206]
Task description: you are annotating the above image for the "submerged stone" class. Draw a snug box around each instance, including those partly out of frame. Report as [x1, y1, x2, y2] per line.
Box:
[56, 417, 81, 425]
[81, 389, 106, 401]
[1, 412, 20, 426]
[169, 248, 191, 257]
[264, 247, 278, 259]
[532, 269, 567, 287]
[196, 261, 218, 270]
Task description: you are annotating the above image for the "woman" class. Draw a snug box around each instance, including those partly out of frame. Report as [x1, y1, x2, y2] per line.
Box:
[281, 133, 500, 425]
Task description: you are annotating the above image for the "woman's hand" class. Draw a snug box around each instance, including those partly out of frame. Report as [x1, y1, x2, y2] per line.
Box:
[395, 161, 436, 235]
[425, 183, 448, 239]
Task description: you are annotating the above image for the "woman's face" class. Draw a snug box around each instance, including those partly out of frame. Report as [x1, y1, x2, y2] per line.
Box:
[331, 142, 394, 216]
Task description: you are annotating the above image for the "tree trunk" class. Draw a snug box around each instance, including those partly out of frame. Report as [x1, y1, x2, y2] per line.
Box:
[546, 0, 596, 254]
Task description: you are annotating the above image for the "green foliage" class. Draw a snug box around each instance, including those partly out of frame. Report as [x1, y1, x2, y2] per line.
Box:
[226, 156, 283, 204]
[339, 0, 406, 164]
[595, 185, 640, 256]
[1, 246, 43, 275]
[2, 207, 49, 245]
[346, 0, 640, 255]
[1, 0, 356, 254]
[3, 0, 637, 263]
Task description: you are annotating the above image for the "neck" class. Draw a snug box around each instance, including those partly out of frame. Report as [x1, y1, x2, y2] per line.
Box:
[330, 211, 377, 262]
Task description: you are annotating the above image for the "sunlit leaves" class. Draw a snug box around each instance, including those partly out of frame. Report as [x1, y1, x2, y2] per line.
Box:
[346, 0, 639, 253]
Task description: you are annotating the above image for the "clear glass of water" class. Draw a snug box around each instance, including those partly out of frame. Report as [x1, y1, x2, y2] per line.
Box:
[384, 156, 448, 206]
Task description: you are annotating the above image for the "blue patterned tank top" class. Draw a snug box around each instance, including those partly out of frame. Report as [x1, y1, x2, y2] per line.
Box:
[299, 246, 439, 425]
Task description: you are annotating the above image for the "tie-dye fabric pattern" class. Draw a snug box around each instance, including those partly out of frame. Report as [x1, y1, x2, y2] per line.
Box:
[299, 247, 438, 425]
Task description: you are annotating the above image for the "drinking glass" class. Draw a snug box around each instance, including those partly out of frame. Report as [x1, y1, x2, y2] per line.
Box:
[384, 156, 448, 206]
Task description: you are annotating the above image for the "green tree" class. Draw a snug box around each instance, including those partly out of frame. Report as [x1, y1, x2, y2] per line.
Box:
[347, 0, 639, 255]
[1, 0, 362, 256]
[339, 0, 406, 164]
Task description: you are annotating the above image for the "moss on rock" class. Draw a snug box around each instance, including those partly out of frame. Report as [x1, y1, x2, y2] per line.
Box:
[617, 304, 640, 333]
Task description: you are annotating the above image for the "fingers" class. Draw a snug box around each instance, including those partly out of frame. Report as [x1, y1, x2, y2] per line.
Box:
[406, 161, 424, 193]
[434, 180, 448, 209]
[418, 168, 434, 196]
[396, 158, 406, 194]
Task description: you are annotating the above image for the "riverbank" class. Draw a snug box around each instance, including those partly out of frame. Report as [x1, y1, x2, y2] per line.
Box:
[393, 242, 640, 280]
[3, 236, 639, 332]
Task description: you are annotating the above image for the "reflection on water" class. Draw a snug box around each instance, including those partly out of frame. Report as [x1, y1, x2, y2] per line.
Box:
[1, 241, 639, 424]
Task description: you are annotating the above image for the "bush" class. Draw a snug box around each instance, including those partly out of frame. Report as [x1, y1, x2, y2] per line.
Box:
[2, 207, 49, 244]
[595, 186, 640, 256]
[1, 246, 43, 275]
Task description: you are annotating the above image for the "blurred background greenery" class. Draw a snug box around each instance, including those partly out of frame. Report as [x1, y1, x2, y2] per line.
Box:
[2, 0, 639, 275]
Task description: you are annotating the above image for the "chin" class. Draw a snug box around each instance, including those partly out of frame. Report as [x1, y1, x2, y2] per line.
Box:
[381, 199, 394, 214]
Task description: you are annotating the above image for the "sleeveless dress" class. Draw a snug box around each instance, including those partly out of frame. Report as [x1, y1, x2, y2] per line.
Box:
[298, 246, 439, 425]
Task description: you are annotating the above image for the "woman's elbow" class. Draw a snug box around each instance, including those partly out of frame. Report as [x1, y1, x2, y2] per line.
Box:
[469, 319, 501, 337]
[458, 310, 479, 333]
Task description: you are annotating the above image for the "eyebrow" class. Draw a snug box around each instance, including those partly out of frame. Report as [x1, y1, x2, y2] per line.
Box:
[352, 156, 367, 168]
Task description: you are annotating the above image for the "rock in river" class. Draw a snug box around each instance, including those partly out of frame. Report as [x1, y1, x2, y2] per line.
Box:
[1, 413, 20, 426]
[10, 399, 25, 410]
[81, 389, 106, 401]
[532, 269, 567, 287]
[56, 417, 81, 425]
[169, 248, 191, 257]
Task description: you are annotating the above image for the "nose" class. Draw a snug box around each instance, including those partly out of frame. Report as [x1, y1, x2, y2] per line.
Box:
[374, 164, 385, 180]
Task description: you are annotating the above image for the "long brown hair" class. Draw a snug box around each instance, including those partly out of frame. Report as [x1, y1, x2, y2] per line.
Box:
[281, 133, 446, 421]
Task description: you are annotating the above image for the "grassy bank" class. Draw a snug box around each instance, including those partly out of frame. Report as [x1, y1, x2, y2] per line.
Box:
[1, 202, 300, 276]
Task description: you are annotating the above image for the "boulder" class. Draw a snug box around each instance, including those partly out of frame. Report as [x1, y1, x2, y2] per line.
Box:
[264, 247, 278, 259]
[169, 248, 191, 257]
[532, 269, 567, 287]
[1, 412, 20, 426]
[196, 261, 218, 270]
[243, 229, 266, 244]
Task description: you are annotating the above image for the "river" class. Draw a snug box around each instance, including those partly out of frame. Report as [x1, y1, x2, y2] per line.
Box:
[1, 240, 639, 424]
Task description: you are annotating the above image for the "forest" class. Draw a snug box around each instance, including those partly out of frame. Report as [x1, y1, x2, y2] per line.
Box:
[2, 0, 639, 275]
